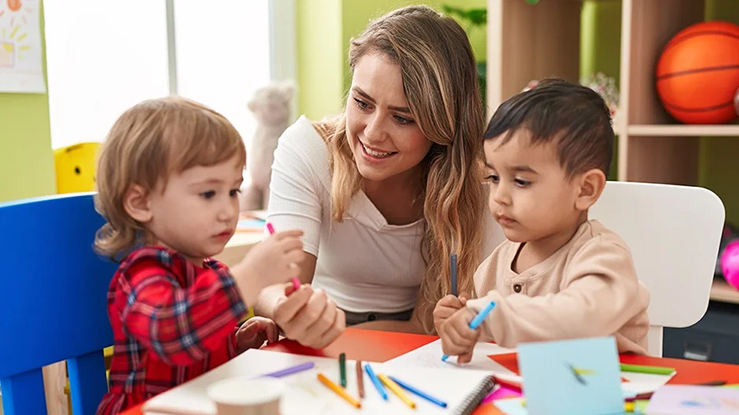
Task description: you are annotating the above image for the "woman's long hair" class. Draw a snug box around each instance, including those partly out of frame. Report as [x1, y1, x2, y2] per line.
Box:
[315, 5, 486, 333]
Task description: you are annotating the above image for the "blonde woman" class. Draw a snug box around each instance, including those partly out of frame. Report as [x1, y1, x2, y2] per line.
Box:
[254, 5, 502, 348]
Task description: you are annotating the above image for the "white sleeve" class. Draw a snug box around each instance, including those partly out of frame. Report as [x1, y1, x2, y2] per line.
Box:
[265, 122, 325, 256]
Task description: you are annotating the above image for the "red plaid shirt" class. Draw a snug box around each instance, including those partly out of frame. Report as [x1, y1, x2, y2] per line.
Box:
[96, 247, 248, 415]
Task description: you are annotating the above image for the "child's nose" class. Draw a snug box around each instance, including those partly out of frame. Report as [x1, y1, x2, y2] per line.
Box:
[493, 183, 511, 205]
[219, 201, 238, 222]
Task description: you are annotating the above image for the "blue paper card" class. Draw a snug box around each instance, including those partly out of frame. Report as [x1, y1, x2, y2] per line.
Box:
[517, 336, 623, 415]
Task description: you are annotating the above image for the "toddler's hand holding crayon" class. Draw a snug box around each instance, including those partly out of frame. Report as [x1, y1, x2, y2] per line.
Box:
[230, 228, 303, 306]
[433, 294, 468, 333]
[439, 306, 481, 364]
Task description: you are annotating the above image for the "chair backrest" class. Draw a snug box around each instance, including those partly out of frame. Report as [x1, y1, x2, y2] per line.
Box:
[0, 193, 116, 415]
[590, 182, 724, 356]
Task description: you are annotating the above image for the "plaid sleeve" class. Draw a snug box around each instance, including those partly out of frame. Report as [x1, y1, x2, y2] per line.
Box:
[120, 256, 248, 366]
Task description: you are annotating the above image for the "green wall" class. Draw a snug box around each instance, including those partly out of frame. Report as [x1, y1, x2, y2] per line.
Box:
[340, 0, 487, 94]
[297, 0, 486, 119]
[580, 0, 621, 180]
[701, 0, 739, 225]
[0, 0, 55, 203]
[580, 0, 621, 84]
[296, 0, 344, 120]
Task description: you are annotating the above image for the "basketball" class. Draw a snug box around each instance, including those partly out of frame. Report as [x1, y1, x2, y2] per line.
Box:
[656, 21, 739, 124]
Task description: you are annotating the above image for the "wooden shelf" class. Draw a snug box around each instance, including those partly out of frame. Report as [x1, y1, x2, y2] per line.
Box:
[629, 125, 739, 137]
[711, 278, 739, 305]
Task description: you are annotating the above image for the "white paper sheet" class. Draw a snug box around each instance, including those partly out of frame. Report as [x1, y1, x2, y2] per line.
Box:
[382, 339, 517, 376]
[621, 370, 677, 395]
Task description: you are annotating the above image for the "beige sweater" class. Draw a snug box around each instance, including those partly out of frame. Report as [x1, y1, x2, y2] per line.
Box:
[466, 220, 650, 354]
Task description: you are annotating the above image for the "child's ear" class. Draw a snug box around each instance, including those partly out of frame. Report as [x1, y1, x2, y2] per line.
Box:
[575, 169, 606, 211]
[123, 184, 153, 223]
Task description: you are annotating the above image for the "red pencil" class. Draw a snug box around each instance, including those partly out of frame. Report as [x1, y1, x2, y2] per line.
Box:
[493, 375, 522, 391]
[266, 222, 301, 291]
[357, 360, 365, 399]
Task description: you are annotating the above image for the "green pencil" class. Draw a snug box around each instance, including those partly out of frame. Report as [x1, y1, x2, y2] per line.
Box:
[340, 353, 347, 387]
[620, 363, 675, 375]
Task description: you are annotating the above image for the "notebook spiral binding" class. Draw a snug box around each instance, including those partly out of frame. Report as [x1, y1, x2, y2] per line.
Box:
[452, 376, 496, 415]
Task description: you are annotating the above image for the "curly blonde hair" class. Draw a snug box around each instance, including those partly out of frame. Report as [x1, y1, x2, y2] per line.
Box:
[315, 5, 486, 333]
[94, 96, 246, 260]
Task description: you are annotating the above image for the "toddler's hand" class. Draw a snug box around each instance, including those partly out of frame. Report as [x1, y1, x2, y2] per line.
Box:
[433, 294, 468, 333]
[232, 229, 304, 304]
[236, 317, 278, 354]
[439, 307, 479, 364]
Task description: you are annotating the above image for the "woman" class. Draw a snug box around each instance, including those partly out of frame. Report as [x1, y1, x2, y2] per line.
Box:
[254, 5, 502, 348]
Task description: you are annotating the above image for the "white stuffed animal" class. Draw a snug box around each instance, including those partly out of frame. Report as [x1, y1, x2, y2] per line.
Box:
[240, 81, 295, 211]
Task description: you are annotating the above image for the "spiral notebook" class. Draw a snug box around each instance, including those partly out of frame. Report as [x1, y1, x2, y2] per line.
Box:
[142, 349, 495, 415]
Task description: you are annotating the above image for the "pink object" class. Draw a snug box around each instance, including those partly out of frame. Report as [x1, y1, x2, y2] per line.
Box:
[482, 384, 523, 403]
[266, 222, 276, 235]
[721, 240, 739, 290]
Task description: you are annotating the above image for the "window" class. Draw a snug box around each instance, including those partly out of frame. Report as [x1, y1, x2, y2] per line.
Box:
[44, 0, 169, 149]
[174, 0, 270, 142]
[45, 0, 283, 150]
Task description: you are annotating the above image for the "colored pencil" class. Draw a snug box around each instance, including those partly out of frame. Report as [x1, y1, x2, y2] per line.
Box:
[356, 361, 365, 399]
[266, 222, 276, 234]
[364, 364, 388, 400]
[379, 373, 416, 409]
[442, 301, 496, 361]
[450, 253, 458, 296]
[389, 375, 447, 408]
[260, 362, 315, 378]
[620, 363, 675, 375]
[339, 353, 347, 387]
[493, 375, 522, 392]
[317, 373, 361, 408]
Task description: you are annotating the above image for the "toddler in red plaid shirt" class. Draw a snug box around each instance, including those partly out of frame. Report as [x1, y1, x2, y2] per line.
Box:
[93, 97, 304, 414]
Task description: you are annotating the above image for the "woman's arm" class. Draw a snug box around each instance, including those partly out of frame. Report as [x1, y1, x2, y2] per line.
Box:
[252, 121, 345, 348]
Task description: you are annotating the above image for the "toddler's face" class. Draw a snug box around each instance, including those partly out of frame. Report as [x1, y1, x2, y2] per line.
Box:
[483, 130, 582, 244]
[145, 154, 244, 264]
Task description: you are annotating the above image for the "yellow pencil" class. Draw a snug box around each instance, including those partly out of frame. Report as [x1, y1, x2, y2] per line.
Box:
[317, 373, 362, 409]
[378, 373, 416, 409]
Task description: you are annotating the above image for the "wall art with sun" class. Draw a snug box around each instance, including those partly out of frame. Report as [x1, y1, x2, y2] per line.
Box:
[0, 0, 45, 93]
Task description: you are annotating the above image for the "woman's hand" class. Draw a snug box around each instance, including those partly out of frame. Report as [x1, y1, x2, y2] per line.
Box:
[272, 283, 346, 349]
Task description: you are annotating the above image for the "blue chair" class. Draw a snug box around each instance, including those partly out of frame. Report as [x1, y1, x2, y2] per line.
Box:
[0, 193, 117, 414]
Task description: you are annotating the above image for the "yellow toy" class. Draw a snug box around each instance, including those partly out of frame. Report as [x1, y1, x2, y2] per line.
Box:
[53, 142, 100, 194]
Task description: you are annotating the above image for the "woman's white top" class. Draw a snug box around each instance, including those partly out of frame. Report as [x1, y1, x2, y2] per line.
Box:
[266, 116, 503, 313]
